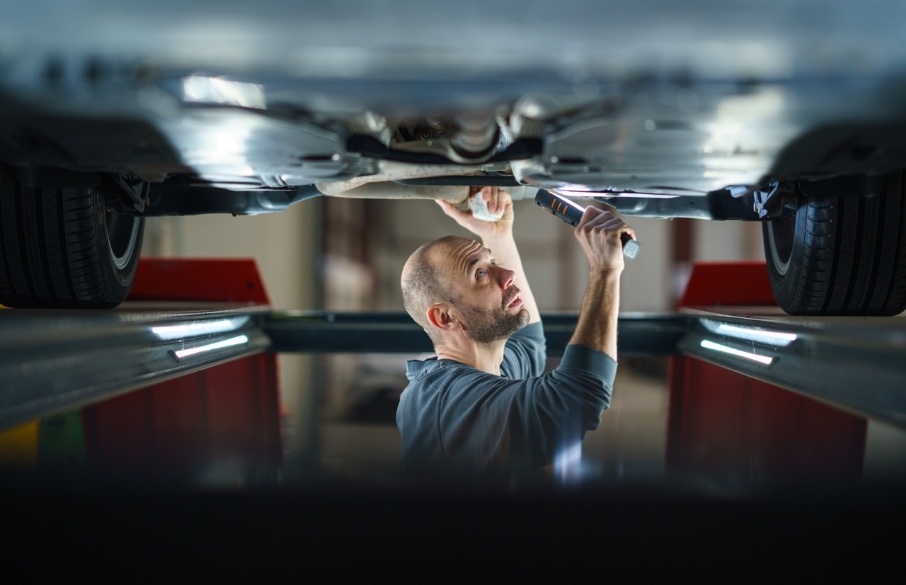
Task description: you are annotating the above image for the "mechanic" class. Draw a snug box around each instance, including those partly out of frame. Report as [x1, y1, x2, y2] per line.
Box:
[396, 186, 635, 481]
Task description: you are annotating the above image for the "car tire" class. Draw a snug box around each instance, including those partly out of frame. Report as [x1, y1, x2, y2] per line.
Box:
[0, 174, 144, 309]
[763, 171, 906, 316]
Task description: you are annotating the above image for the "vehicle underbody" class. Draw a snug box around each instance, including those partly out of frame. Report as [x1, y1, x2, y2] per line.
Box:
[2, 0, 906, 314]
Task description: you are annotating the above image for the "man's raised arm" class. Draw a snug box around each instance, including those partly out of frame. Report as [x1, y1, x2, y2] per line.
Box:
[568, 205, 636, 360]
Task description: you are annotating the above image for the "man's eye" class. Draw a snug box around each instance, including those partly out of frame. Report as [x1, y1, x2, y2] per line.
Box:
[476, 269, 486, 278]
[490, 259, 497, 266]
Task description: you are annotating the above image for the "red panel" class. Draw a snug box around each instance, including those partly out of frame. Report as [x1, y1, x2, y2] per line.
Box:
[129, 258, 270, 305]
[149, 374, 210, 469]
[83, 355, 281, 475]
[677, 261, 775, 308]
[82, 258, 281, 478]
[667, 261, 867, 486]
[82, 389, 155, 469]
[204, 357, 281, 466]
[667, 357, 866, 484]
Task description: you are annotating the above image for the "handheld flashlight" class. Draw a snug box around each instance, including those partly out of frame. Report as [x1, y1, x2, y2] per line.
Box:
[534, 189, 640, 259]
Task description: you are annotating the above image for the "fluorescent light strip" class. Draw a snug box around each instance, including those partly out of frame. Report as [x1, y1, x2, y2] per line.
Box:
[173, 335, 249, 359]
[153, 319, 239, 340]
[700, 340, 775, 366]
[715, 323, 798, 346]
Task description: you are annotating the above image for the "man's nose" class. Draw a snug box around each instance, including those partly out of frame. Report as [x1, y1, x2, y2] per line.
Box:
[496, 266, 515, 288]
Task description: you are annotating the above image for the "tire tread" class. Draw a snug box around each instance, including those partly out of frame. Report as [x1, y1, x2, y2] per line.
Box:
[764, 170, 906, 316]
[0, 179, 143, 309]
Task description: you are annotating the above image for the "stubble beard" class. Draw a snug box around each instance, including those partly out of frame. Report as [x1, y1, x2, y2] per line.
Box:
[459, 303, 530, 344]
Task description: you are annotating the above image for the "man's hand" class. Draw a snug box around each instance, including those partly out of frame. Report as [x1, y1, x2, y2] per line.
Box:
[436, 186, 514, 240]
[569, 204, 634, 359]
[574, 205, 636, 274]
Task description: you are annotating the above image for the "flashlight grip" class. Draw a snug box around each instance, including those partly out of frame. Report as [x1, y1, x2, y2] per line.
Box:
[534, 189, 640, 259]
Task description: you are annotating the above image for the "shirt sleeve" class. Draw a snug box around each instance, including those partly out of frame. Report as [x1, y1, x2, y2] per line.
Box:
[508, 344, 616, 467]
[500, 321, 546, 379]
[436, 343, 616, 471]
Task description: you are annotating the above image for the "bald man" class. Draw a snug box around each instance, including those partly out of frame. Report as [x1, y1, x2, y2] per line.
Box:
[397, 187, 635, 480]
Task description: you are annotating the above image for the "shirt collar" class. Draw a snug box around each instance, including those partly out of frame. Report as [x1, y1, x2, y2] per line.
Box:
[406, 355, 468, 381]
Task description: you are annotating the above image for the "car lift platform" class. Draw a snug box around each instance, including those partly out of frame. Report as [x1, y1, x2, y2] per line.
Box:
[1, 301, 905, 432]
[2, 259, 904, 581]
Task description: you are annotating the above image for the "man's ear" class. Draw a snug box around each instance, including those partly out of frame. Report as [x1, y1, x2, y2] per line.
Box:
[426, 303, 460, 332]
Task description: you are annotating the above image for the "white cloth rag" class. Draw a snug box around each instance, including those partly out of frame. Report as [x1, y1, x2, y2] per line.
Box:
[469, 195, 505, 222]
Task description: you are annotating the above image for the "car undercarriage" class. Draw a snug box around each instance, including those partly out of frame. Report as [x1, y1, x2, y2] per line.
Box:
[2, 0, 906, 314]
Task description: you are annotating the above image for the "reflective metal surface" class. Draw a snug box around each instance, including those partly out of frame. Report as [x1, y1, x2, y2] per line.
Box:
[0, 305, 271, 430]
[6, 306, 906, 433]
[3, 2, 906, 193]
[678, 307, 906, 428]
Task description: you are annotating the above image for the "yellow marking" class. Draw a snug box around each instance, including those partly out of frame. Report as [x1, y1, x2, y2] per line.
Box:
[0, 420, 39, 468]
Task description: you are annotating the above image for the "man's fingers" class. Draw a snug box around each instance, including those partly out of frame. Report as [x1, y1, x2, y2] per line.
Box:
[482, 186, 500, 214]
[469, 186, 512, 217]
[490, 187, 512, 215]
[436, 199, 471, 222]
[592, 219, 634, 240]
[576, 205, 604, 229]
[578, 206, 624, 225]
[594, 217, 627, 231]
[575, 206, 634, 240]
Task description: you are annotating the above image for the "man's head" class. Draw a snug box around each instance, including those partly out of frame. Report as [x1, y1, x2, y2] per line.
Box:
[401, 235, 529, 347]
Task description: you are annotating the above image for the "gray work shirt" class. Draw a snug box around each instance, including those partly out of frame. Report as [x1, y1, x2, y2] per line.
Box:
[396, 322, 616, 478]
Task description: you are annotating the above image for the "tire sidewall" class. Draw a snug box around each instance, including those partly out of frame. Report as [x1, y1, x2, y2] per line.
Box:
[763, 202, 808, 312]
[94, 189, 144, 302]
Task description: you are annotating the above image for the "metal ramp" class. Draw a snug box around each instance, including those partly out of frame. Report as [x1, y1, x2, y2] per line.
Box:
[2, 304, 904, 431]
